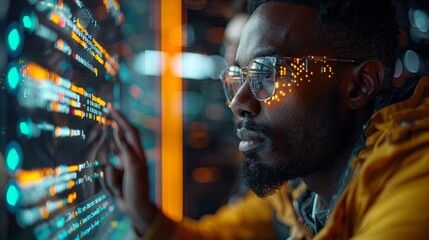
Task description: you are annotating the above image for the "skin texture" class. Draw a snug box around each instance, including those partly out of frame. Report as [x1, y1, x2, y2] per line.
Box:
[100, 1, 385, 234]
[103, 105, 157, 235]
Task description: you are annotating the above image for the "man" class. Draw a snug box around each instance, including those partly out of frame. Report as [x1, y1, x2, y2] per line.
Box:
[103, 0, 429, 239]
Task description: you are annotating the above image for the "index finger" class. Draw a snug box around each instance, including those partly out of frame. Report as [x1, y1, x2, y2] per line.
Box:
[107, 103, 134, 131]
[107, 103, 145, 159]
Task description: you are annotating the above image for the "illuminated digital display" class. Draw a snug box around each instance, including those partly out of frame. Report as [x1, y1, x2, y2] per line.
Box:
[1, 0, 129, 239]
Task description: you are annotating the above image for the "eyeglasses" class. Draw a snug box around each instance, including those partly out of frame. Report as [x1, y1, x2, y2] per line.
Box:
[219, 56, 360, 104]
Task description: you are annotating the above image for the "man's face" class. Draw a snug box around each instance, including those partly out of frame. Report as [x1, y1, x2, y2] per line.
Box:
[231, 3, 353, 197]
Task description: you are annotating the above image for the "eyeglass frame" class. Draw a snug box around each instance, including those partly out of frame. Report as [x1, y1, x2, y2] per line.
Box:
[219, 56, 361, 103]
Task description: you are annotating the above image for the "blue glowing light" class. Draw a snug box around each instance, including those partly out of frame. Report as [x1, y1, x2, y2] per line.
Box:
[404, 50, 420, 74]
[5, 141, 23, 172]
[6, 149, 19, 170]
[5, 61, 22, 94]
[8, 29, 20, 51]
[22, 16, 32, 29]
[413, 9, 429, 33]
[19, 122, 29, 135]
[56, 217, 65, 228]
[6, 183, 20, 207]
[5, 22, 24, 57]
[20, 9, 39, 33]
[7, 66, 20, 90]
[18, 118, 33, 138]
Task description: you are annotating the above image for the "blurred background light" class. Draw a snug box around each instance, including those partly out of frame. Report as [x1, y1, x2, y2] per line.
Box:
[5, 141, 23, 173]
[17, 118, 39, 139]
[8, 29, 21, 50]
[5, 181, 22, 213]
[404, 49, 421, 73]
[19, 121, 30, 136]
[129, 84, 143, 99]
[192, 167, 221, 183]
[394, 58, 404, 78]
[21, 10, 38, 33]
[204, 103, 226, 121]
[5, 61, 22, 94]
[173, 52, 213, 79]
[410, 8, 429, 32]
[187, 122, 209, 149]
[133, 50, 166, 76]
[5, 22, 24, 57]
[172, 52, 226, 80]
[133, 50, 226, 80]
[6, 183, 20, 207]
[408, 8, 429, 41]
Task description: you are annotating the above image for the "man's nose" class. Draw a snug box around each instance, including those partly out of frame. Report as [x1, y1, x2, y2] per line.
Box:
[230, 80, 261, 117]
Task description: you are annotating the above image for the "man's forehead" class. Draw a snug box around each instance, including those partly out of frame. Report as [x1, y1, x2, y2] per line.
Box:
[236, 2, 325, 66]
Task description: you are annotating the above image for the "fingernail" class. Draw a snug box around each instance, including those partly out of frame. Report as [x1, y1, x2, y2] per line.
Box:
[111, 121, 118, 129]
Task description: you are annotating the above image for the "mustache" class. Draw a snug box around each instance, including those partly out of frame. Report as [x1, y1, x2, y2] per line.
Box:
[235, 119, 272, 137]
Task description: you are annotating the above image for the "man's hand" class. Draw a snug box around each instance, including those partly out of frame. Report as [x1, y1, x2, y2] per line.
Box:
[104, 105, 158, 236]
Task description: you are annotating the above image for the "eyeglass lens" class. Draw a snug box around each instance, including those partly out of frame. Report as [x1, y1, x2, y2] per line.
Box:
[221, 57, 334, 104]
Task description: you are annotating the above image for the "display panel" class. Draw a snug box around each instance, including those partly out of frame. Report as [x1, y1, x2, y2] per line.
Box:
[0, 0, 131, 239]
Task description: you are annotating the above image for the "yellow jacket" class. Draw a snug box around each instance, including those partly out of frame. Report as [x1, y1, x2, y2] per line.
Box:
[316, 76, 429, 240]
[141, 77, 429, 240]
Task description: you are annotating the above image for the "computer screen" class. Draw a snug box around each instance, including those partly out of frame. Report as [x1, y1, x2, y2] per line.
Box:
[0, 0, 132, 239]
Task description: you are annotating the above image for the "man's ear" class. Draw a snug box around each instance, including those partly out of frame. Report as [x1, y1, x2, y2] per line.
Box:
[347, 61, 385, 110]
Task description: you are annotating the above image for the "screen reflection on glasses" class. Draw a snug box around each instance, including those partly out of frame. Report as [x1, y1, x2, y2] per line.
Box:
[219, 56, 360, 105]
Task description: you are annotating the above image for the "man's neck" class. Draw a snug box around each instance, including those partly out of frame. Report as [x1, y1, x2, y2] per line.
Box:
[302, 110, 371, 207]
[301, 149, 351, 207]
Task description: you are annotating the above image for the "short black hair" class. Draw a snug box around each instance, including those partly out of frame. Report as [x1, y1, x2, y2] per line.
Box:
[247, 0, 399, 99]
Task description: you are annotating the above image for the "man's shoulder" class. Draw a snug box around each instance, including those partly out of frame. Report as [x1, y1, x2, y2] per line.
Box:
[355, 74, 429, 203]
[314, 77, 429, 239]
[361, 76, 429, 165]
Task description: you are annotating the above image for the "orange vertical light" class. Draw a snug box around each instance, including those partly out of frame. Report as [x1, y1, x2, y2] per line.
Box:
[160, 0, 183, 221]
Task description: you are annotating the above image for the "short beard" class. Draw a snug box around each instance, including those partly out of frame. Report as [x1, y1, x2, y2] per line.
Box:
[239, 85, 344, 198]
[240, 153, 291, 197]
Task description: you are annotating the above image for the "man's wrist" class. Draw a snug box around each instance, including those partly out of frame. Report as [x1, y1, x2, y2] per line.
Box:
[133, 203, 158, 236]
[134, 208, 177, 240]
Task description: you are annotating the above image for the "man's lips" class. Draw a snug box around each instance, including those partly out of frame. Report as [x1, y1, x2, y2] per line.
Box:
[236, 128, 267, 152]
